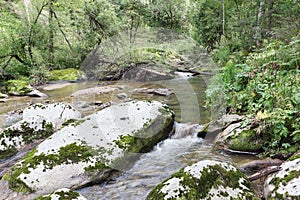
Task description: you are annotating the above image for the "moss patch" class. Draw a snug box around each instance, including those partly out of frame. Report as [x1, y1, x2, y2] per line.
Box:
[48, 68, 81, 81]
[269, 169, 300, 198]
[0, 147, 18, 160]
[2, 142, 96, 193]
[147, 163, 258, 200]
[5, 80, 33, 95]
[35, 189, 81, 200]
[227, 129, 263, 152]
[0, 120, 54, 160]
[113, 110, 174, 153]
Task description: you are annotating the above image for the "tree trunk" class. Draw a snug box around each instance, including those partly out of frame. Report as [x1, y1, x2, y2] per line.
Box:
[49, 0, 54, 68]
[222, 0, 225, 35]
[255, 1, 265, 44]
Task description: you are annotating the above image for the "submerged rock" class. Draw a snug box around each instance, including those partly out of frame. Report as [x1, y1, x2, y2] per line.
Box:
[264, 154, 300, 199]
[123, 67, 174, 82]
[71, 85, 119, 97]
[1, 101, 174, 197]
[0, 103, 81, 160]
[35, 188, 87, 200]
[147, 160, 259, 200]
[133, 88, 174, 96]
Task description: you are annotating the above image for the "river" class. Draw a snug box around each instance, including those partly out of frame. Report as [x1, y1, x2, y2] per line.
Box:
[0, 74, 256, 199]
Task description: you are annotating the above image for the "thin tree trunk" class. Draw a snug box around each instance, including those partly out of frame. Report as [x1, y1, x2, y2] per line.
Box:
[222, 0, 225, 35]
[267, 0, 275, 36]
[53, 11, 72, 50]
[255, 1, 265, 43]
[49, 0, 54, 68]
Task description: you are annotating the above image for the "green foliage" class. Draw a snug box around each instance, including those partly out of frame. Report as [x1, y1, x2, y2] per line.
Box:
[208, 37, 300, 157]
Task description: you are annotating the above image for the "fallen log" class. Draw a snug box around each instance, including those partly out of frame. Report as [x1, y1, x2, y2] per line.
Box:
[248, 166, 281, 181]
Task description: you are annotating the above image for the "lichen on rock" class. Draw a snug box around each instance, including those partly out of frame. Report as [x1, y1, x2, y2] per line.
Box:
[0, 103, 81, 160]
[1, 100, 174, 197]
[35, 188, 87, 200]
[147, 160, 259, 200]
[264, 157, 300, 199]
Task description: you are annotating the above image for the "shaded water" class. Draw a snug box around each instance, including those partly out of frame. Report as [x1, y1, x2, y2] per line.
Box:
[0, 74, 256, 199]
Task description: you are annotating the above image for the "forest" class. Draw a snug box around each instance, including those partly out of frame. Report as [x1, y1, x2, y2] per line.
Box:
[1, 0, 299, 156]
[0, 0, 300, 199]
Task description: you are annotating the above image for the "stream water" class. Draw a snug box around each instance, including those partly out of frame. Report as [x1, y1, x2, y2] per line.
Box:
[0, 74, 256, 199]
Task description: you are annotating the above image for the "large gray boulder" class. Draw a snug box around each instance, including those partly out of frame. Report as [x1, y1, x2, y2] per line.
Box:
[0, 103, 81, 160]
[147, 160, 259, 200]
[1, 100, 174, 198]
[264, 153, 300, 199]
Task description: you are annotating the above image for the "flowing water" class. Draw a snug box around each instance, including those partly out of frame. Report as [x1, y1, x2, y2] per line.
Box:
[0, 74, 256, 199]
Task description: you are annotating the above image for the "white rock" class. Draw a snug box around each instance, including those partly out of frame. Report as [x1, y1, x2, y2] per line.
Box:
[264, 158, 300, 198]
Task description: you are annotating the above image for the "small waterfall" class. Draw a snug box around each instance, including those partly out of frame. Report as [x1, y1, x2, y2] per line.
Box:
[78, 122, 208, 200]
[171, 122, 203, 139]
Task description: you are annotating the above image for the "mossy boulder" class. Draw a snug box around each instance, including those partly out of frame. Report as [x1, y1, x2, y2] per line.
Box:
[48, 68, 86, 81]
[0, 92, 8, 98]
[35, 188, 87, 200]
[214, 123, 263, 153]
[264, 156, 300, 199]
[0, 103, 81, 160]
[147, 160, 259, 200]
[1, 101, 174, 197]
[5, 80, 33, 96]
[4, 80, 47, 97]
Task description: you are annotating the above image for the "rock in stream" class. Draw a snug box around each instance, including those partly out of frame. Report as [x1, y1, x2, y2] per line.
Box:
[0, 100, 174, 199]
[146, 159, 259, 199]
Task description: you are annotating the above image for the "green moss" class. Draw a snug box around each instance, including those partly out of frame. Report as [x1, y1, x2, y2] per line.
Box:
[62, 119, 78, 127]
[0, 147, 18, 160]
[2, 143, 96, 193]
[0, 120, 54, 160]
[2, 120, 54, 145]
[270, 170, 300, 197]
[288, 152, 300, 161]
[197, 123, 209, 138]
[35, 189, 81, 200]
[48, 68, 81, 81]
[113, 109, 174, 153]
[5, 80, 33, 95]
[227, 129, 263, 152]
[147, 163, 257, 200]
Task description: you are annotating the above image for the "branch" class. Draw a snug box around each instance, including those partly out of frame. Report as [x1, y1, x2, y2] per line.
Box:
[28, 2, 49, 63]
[0, 54, 25, 64]
[248, 166, 281, 181]
[53, 11, 72, 50]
